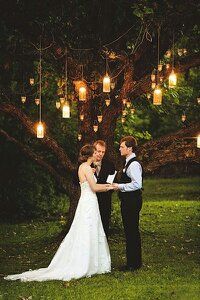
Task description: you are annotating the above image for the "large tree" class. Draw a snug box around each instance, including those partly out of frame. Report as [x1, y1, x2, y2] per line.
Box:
[0, 1, 199, 225]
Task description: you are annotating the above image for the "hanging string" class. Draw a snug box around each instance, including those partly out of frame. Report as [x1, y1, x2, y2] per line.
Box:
[130, 25, 145, 55]
[105, 55, 108, 74]
[157, 26, 160, 67]
[103, 25, 135, 47]
[65, 48, 68, 98]
[81, 64, 84, 80]
[22, 44, 25, 95]
[68, 24, 135, 51]
[172, 31, 175, 69]
[39, 46, 42, 122]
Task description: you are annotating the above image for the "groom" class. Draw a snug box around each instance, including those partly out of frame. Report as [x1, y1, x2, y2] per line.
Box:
[113, 136, 143, 271]
[93, 140, 115, 238]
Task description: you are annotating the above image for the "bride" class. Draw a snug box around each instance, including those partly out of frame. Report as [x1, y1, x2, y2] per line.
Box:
[4, 144, 113, 282]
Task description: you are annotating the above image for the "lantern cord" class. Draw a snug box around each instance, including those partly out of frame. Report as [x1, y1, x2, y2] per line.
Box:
[103, 24, 135, 47]
[69, 24, 135, 51]
[81, 64, 84, 80]
[172, 32, 175, 69]
[105, 55, 108, 74]
[65, 48, 68, 98]
[130, 25, 149, 55]
[39, 45, 42, 123]
[157, 26, 160, 67]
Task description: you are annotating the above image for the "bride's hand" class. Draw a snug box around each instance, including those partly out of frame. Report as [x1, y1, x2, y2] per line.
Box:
[111, 183, 119, 190]
[91, 167, 96, 174]
[106, 184, 114, 191]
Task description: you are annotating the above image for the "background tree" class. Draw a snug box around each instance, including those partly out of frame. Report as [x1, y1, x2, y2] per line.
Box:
[0, 0, 199, 223]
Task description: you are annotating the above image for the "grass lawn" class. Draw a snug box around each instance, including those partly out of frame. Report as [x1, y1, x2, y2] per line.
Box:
[0, 177, 199, 300]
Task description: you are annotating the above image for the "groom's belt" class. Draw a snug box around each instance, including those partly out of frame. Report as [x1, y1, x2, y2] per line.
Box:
[118, 189, 142, 194]
[118, 189, 142, 200]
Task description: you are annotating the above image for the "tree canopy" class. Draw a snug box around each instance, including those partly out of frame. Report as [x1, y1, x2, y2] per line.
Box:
[0, 0, 199, 220]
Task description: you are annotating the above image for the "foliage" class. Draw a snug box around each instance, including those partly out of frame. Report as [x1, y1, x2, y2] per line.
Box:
[0, 142, 68, 219]
[115, 68, 200, 143]
[0, 177, 199, 299]
[0, 1, 199, 216]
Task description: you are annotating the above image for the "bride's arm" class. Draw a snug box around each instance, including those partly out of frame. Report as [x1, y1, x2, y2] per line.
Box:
[84, 165, 112, 192]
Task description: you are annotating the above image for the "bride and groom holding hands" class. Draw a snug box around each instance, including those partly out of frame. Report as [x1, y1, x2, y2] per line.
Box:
[4, 136, 143, 282]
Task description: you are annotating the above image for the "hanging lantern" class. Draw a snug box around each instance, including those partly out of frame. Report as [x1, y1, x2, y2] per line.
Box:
[166, 63, 170, 69]
[131, 108, 135, 114]
[151, 74, 156, 82]
[70, 93, 75, 101]
[177, 49, 184, 56]
[62, 101, 70, 118]
[147, 93, 151, 100]
[79, 86, 87, 101]
[36, 121, 45, 139]
[181, 113, 186, 122]
[103, 74, 110, 92]
[105, 99, 110, 106]
[165, 50, 172, 58]
[80, 114, 84, 121]
[183, 48, 187, 55]
[56, 101, 61, 109]
[93, 123, 98, 132]
[197, 134, 200, 148]
[57, 78, 65, 88]
[110, 81, 115, 90]
[97, 114, 103, 123]
[151, 82, 156, 89]
[90, 82, 98, 91]
[121, 117, 125, 124]
[78, 133, 82, 141]
[126, 101, 131, 108]
[21, 96, 26, 103]
[35, 98, 40, 106]
[197, 98, 200, 104]
[169, 69, 177, 88]
[60, 97, 65, 104]
[158, 64, 163, 72]
[57, 88, 63, 96]
[153, 86, 162, 105]
[159, 76, 164, 83]
[122, 110, 127, 116]
[122, 99, 127, 105]
[29, 78, 34, 85]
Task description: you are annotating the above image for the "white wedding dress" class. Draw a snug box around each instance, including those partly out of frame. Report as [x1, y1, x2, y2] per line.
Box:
[4, 181, 111, 281]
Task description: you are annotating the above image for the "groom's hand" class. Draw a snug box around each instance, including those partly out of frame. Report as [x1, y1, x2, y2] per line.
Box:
[105, 184, 114, 191]
[112, 183, 119, 190]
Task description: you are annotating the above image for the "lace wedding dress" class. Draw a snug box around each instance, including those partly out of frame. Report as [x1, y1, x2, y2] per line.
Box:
[4, 181, 111, 281]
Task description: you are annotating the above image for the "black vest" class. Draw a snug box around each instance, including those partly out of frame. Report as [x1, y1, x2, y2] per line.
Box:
[118, 157, 142, 201]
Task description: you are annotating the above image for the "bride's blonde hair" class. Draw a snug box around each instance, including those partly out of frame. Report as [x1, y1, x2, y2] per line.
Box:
[78, 144, 95, 163]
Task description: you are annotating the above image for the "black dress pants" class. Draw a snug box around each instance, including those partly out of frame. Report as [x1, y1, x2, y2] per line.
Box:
[120, 191, 142, 268]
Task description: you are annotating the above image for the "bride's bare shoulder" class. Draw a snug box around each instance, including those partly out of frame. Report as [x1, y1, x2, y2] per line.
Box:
[79, 162, 90, 171]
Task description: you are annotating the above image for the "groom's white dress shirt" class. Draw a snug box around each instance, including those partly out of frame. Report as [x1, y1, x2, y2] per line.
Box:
[118, 153, 142, 192]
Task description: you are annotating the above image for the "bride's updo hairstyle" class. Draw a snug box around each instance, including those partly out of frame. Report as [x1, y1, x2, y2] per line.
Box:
[78, 144, 95, 163]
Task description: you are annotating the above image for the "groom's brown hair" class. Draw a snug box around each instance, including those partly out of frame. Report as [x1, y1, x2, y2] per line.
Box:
[120, 136, 137, 152]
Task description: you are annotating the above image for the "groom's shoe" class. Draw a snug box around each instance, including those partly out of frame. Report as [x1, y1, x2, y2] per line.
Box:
[119, 265, 142, 272]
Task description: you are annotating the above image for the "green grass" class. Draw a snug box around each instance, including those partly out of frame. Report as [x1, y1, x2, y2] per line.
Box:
[0, 177, 199, 300]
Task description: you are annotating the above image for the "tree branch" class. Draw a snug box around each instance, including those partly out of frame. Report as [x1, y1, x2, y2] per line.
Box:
[138, 122, 200, 174]
[0, 103, 74, 173]
[129, 53, 200, 98]
[0, 128, 70, 192]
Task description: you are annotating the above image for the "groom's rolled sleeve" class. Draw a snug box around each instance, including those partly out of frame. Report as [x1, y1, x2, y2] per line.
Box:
[118, 162, 142, 192]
